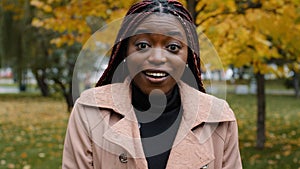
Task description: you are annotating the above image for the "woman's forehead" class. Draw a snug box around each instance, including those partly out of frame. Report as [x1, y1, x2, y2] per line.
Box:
[131, 14, 187, 42]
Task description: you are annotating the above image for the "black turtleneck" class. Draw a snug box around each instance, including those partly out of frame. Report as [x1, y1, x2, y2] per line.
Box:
[131, 83, 182, 169]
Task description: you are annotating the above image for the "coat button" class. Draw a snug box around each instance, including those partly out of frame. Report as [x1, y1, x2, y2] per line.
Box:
[119, 153, 128, 163]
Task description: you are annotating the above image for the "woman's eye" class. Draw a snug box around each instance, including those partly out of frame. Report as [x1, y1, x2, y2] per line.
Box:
[166, 44, 181, 53]
[135, 42, 150, 51]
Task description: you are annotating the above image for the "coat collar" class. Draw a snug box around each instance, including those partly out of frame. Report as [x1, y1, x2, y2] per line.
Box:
[77, 79, 236, 128]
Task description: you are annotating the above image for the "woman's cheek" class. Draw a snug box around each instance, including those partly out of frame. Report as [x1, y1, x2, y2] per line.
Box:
[126, 54, 145, 78]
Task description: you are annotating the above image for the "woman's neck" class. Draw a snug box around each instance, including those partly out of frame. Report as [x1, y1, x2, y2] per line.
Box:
[131, 82, 180, 112]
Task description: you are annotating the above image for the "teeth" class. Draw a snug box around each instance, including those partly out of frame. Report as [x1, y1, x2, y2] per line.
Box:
[145, 72, 167, 77]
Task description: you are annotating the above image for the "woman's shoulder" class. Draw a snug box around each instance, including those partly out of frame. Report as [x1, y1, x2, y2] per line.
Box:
[76, 83, 127, 107]
[200, 92, 236, 123]
[179, 81, 236, 123]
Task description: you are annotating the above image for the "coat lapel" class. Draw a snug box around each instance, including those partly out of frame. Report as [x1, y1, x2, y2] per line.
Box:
[102, 116, 147, 163]
[166, 82, 236, 168]
[165, 82, 215, 168]
[166, 130, 215, 169]
[78, 81, 148, 168]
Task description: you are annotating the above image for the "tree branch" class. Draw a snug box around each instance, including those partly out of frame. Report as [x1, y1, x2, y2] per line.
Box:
[197, 1, 283, 26]
[195, 3, 207, 19]
[197, 11, 236, 26]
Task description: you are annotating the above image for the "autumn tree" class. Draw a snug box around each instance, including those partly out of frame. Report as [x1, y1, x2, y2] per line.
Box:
[0, 0, 36, 91]
[1, 0, 62, 96]
[186, 0, 300, 149]
[28, 0, 139, 109]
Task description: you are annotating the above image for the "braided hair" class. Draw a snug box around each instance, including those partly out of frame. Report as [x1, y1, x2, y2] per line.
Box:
[95, 0, 205, 93]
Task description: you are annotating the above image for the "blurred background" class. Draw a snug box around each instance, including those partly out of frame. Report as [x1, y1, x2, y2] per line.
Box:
[0, 0, 300, 168]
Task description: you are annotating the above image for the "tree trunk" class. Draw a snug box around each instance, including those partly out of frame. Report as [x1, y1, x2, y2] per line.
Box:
[68, 73, 79, 112]
[72, 70, 80, 102]
[187, 0, 198, 21]
[293, 72, 299, 98]
[33, 69, 50, 96]
[53, 77, 74, 112]
[256, 72, 266, 149]
[17, 34, 27, 92]
[238, 67, 245, 80]
[65, 91, 73, 112]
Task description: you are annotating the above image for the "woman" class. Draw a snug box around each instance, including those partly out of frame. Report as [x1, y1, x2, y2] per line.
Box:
[62, 0, 242, 168]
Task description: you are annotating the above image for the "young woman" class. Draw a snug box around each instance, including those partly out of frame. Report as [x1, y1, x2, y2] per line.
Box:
[62, 0, 242, 168]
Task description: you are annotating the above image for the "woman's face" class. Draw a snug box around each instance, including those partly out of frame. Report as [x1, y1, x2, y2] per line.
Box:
[126, 14, 188, 95]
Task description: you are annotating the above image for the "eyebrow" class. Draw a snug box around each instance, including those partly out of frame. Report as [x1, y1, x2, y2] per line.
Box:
[134, 29, 184, 39]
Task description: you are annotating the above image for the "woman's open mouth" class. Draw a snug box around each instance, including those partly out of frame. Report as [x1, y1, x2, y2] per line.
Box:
[142, 70, 169, 83]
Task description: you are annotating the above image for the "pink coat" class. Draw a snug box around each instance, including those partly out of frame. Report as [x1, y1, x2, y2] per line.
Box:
[62, 81, 242, 169]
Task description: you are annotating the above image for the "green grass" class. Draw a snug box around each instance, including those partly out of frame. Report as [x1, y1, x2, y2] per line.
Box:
[227, 94, 300, 169]
[0, 93, 299, 168]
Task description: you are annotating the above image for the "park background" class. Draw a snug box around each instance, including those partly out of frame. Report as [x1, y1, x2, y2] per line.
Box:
[1, 0, 300, 168]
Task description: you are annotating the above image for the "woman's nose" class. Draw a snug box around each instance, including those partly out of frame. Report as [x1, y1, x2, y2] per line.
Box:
[147, 48, 167, 65]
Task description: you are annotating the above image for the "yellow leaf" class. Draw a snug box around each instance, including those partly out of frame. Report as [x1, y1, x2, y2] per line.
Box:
[43, 4, 53, 13]
[31, 18, 44, 27]
[20, 152, 28, 159]
[30, 0, 44, 8]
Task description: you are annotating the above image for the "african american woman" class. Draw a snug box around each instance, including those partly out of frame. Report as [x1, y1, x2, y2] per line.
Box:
[62, 0, 243, 168]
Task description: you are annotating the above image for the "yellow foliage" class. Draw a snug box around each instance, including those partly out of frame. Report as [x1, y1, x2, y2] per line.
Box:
[31, 18, 44, 27]
[30, 0, 45, 9]
[4, 0, 299, 70]
[200, 0, 300, 74]
[29, 0, 139, 47]
[42, 4, 53, 12]
[50, 38, 64, 48]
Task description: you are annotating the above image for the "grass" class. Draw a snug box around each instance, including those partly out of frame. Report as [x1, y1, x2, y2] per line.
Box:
[0, 92, 300, 168]
[227, 94, 300, 169]
[0, 94, 68, 169]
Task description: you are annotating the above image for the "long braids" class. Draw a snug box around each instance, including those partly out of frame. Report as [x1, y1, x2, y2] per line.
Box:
[95, 0, 205, 93]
